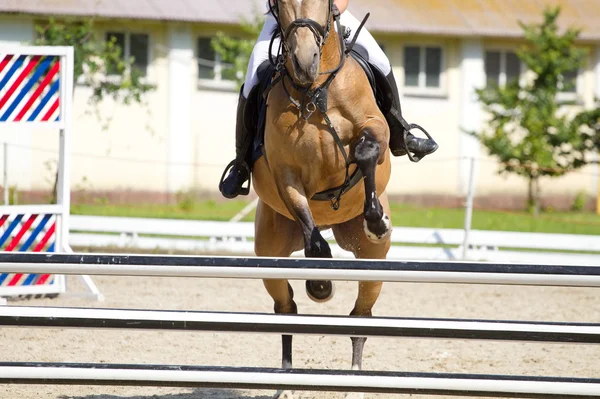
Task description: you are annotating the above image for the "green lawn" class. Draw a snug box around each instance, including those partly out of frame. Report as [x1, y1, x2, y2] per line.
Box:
[71, 200, 600, 236]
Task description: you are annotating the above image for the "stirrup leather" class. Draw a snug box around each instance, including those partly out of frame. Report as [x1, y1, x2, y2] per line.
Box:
[218, 159, 251, 196]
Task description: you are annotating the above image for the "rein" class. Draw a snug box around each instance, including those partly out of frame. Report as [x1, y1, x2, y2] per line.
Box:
[265, 0, 370, 210]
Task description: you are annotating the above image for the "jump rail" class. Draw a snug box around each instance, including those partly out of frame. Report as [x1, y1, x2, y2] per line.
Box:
[2, 306, 600, 343]
[2, 363, 600, 398]
[0, 253, 599, 287]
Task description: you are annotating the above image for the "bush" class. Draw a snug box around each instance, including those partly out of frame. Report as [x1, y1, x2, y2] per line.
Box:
[571, 191, 588, 212]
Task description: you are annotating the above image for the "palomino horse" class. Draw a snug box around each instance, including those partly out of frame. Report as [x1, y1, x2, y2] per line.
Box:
[252, 0, 391, 397]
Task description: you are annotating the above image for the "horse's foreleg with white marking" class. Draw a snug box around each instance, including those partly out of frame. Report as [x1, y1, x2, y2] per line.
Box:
[353, 129, 391, 243]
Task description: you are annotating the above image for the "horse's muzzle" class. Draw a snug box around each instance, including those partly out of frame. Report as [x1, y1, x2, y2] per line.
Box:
[292, 51, 319, 86]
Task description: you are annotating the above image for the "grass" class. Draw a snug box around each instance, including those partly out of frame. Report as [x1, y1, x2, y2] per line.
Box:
[71, 200, 251, 221]
[71, 200, 600, 236]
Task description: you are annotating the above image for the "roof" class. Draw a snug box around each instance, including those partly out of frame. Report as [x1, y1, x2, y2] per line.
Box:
[350, 0, 600, 40]
[0, 0, 265, 25]
[1, 0, 600, 40]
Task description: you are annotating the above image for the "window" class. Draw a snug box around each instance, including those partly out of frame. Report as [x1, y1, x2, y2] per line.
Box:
[197, 37, 238, 82]
[106, 31, 150, 76]
[559, 69, 578, 94]
[404, 45, 443, 91]
[485, 50, 521, 87]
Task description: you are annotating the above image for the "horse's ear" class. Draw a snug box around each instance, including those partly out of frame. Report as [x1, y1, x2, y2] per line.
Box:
[331, 2, 340, 18]
[268, 0, 279, 19]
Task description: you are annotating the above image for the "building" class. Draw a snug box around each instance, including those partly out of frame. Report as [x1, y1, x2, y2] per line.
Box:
[0, 0, 599, 208]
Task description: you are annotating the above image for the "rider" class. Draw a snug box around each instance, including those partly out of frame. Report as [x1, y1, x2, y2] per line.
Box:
[219, 0, 438, 199]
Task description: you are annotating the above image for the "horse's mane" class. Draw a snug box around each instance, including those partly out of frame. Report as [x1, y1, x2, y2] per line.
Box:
[271, 25, 281, 39]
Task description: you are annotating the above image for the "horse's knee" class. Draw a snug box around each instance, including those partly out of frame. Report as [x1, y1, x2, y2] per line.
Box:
[353, 130, 380, 166]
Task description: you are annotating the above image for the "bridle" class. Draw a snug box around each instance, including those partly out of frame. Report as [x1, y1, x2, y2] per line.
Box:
[265, 0, 370, 210]
[268, 0, 334, 69]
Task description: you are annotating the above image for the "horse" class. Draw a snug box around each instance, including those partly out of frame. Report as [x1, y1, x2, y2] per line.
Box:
[251, 0, 392, 397]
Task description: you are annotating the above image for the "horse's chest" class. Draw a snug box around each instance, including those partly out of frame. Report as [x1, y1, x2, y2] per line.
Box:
[272, 115, 351, 164]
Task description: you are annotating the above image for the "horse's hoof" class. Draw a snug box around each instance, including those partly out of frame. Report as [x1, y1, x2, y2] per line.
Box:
[363, 213, 391, 243]
[274, 389, 294, 399]
[305, 280, 335, 303]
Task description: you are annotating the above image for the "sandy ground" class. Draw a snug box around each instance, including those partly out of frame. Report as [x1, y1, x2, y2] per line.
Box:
[1, 271, 599, 399]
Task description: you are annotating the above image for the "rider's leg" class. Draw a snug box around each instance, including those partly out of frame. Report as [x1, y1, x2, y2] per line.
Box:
[340, 11, 438, 161]
[219, 14, 279, 198]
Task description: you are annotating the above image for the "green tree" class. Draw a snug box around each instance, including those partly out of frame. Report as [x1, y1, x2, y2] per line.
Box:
[471, 6, 596, 216]
[33, 18, 155, 201]
[211, 11, 265, 89]
[35, 18, 153, 105]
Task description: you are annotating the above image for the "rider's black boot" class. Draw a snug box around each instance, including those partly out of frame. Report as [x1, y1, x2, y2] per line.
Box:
[384, 70, 439, 162]
[219, 88, 252, 199]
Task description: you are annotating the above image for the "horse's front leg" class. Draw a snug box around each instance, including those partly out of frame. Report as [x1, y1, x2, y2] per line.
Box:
[353, 128, 392, 243]
[276, 169, 335, 303]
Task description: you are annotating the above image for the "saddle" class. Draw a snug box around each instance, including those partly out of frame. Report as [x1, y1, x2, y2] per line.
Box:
[246, 44, 394, 166]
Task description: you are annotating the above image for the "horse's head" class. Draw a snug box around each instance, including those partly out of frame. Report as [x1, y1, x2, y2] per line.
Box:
[272, 0, 333, 87]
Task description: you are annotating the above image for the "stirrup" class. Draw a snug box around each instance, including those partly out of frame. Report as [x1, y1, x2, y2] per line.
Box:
[402, 123, 438, 163]
[218, 159, 251, 196]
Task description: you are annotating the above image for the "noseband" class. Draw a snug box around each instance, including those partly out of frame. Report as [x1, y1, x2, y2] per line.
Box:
[269, 0, 334, 56]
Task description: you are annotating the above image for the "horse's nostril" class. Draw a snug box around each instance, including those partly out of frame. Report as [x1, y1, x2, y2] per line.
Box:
[313, 52, 318, 60]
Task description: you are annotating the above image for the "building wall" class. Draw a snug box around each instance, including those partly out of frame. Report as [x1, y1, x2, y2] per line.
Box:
[0, 15, 35, 193]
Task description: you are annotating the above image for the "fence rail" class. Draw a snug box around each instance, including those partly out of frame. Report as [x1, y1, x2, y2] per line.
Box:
[2, 306, 600, 343]
[0, 253, 599, 287]
[2, 362, 600, 398]
[68, 216, 600, 265]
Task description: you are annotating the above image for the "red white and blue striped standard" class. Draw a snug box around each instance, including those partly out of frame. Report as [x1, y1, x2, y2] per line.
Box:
[0, 53, 62, 124]
[0, 213, 57, 295]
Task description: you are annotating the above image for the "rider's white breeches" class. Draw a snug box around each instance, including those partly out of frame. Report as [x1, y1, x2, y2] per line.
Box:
[242, 11, 391, 98]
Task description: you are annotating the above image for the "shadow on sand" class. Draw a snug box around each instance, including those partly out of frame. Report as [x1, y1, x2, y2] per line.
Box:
[59, 388, 273, 399]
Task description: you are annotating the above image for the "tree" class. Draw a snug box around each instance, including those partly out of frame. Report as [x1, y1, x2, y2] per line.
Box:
[33, 18, 155, 201]
[471, 7, 595, 216]
[210, 10, 265, 89]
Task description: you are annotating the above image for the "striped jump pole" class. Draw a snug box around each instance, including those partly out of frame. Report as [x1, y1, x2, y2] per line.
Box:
[0, 46, 101, 300]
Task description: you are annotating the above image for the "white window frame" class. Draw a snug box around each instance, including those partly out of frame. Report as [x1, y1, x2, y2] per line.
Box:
[484, 49, 524, 88]
[402, 43, 447, 97]
[197, 36, 238, 92]
[104, 29, 153, 83]
[557, 67, 583, 103]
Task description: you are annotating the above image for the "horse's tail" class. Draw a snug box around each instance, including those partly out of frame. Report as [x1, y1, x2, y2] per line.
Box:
[305, 280, 335, 303]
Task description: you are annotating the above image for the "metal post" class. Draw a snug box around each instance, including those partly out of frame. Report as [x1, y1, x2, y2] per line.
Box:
[229, 198, 259, 223]
[56, 48, 74, 252]
[597, 162, 600, 215]
[3, 142, 8, 205]
[462, 157, 476, 259]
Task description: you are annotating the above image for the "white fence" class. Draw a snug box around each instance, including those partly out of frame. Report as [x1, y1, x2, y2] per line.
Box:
[1, 253, 600, 397]
[69, 215, 600, 265]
